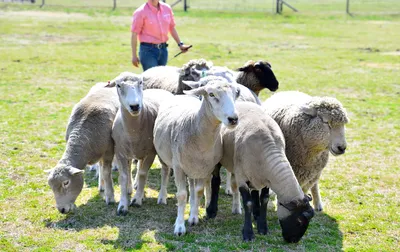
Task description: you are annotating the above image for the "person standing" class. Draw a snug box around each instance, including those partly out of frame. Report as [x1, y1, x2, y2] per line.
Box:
[131, 0, 191, 71]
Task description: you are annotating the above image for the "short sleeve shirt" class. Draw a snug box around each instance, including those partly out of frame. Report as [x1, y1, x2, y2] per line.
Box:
[131, 1, 176, 44]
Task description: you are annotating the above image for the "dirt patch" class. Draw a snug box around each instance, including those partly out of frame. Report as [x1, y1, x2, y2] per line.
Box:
[362, 62, 400, 70]
[0, 10, 90, 20]
[381, 51, 400, 56]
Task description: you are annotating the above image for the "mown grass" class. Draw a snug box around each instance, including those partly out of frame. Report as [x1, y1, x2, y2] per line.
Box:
[0, 3, 399, 251]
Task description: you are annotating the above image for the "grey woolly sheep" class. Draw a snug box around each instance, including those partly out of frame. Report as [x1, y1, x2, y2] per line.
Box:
[142, 59, 213, 94]
[45, 83, 119, 214]
[208, 102, 314, 242]
[263, 91, 349, 211]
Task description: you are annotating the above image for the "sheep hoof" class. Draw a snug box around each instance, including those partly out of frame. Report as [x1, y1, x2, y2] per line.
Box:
[232, 207, 242, 215]
[242, 228, 255, 241]
[106, 198, 116, 205]
[225, 189, 233, 196]
[206, 206, 218, 219]
[188, 216, 199, 226]
[117, 206, 128, 216]
[130, 198, 142, 207]
[157, 197, 167, 205]
[174, 224, 186, 236]
[257, 222, 268, 235]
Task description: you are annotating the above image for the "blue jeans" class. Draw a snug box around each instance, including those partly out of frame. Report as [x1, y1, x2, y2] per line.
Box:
[139, 44, 168, 72]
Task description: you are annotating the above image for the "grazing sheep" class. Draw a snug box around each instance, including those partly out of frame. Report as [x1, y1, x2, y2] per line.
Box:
[211, 102, 314, 242]
[263, 91, 349, 211]
[105, 73, 174, 216]
[153, 76, 240, 236]
[142, 59, 213, 94]
[45, 83, 119, 214]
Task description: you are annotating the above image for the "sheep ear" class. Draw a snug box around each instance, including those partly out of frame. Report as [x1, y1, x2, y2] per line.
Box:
[183, 86, 207, 96]
[69, 167, 84, 175]
[105, 80, 115, 87]
[236, 60, 255, 72]
[44, 169, 53, 174]
[300, 105, 317, 117]
[182, 80, 201, 90]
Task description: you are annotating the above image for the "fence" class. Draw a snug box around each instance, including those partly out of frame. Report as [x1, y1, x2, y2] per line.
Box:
[1, 0, 399, 15]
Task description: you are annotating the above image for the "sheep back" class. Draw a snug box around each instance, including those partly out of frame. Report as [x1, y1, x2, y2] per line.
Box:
[142, 66, 181, 93]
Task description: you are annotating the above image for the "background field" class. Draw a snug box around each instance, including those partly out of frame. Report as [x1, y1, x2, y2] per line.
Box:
[0, 2, 399, 251]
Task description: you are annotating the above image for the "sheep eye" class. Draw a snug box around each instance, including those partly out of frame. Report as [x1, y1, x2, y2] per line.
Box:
[116, 84, 121, 88]
[62, 180, 70, 188]
[209, 93, 215, 97]
[236, 89, 240, 98]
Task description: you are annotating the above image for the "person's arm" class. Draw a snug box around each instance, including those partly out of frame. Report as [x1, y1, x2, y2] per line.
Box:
[131, 32, 140, 67]
[170, 27, 191, 53]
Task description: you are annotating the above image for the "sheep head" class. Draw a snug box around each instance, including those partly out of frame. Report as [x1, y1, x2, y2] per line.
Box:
[106, 72, 144, 116]
[277, 195, 315, 243]
[183, 77, 240, 128]
[180, 59, 213, 82]
[300, 97, 349, 156]
[236, 60, 279, 93]
[45, 165, 84, 214]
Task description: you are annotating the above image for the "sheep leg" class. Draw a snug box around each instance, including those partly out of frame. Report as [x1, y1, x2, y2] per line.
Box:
[188, 178, 195, 208]
[98, 163, 105, 193]
[225, 170, 233, 195]
[204, 176, 211, 208]
[189, 179, 204, 226]
[206, 163, 221, 219]
[100, 158, 115, 205]
[311, 182, 323, 211]
[116, 156, 131, 216]
[132, 160, 139, 190]
[251, 190, 260, 221]
[239, 185, 255, 241]
[157, 160, 170, 205]
[256, 187, 269, 235]
[131, 154, 156, 206]
[173, 167, 187, 236]
[231, 173, 242, 214]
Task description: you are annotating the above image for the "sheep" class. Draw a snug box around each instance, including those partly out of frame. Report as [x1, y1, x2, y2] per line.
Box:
[45, 82, 119, 214]
[262, 91, 349, 211]
[105, 73, 174, 216]
[212, 101, 315, 242]
[153, 76, 240, 236]
[142, 59, 213, 94]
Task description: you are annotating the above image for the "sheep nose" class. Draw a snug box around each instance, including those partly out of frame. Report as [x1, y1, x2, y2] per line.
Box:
[228, 116, 238, 126]
[337, 146, 346, 153]
[60, 208, 66, 214]
[130, 104, 140, 112]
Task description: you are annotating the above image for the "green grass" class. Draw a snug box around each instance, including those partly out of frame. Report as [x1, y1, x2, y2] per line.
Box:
[1, 3, 399, 251]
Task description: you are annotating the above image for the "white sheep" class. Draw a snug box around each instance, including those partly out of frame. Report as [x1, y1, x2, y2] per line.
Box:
[153, 76, 240, 236]
[45, 82, 119, 214]
[263, 91, 349, 211]
[105, 73, 174, 216]
[214, 102, 314, 242]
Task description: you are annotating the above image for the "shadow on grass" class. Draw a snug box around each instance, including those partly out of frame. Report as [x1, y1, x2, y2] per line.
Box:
[47, 167, 343, 250]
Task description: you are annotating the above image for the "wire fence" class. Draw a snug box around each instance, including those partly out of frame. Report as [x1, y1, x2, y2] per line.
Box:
[1, 0, 399, 15]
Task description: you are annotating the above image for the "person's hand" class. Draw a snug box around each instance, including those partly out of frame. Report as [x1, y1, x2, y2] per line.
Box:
[179, 44, 191, 53]
[132, 55, 140, 67]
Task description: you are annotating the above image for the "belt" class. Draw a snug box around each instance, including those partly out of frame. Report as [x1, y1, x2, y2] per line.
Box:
[140, 42, 168, 49]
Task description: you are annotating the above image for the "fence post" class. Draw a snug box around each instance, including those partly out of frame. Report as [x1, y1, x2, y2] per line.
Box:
[40, 0, 44, 8]
[113, 0, 116, 10]
[346, 0, 351, 15]
[184, 0, 187, 11]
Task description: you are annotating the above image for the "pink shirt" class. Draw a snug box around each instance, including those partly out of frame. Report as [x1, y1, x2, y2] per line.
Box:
[131, 1, 176, 44]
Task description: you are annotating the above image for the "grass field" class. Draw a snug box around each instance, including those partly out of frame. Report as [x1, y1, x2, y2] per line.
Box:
[0, 2, 399, 251]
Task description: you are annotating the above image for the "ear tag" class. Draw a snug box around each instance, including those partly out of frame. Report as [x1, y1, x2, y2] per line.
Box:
[201, 71, 207, 78]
